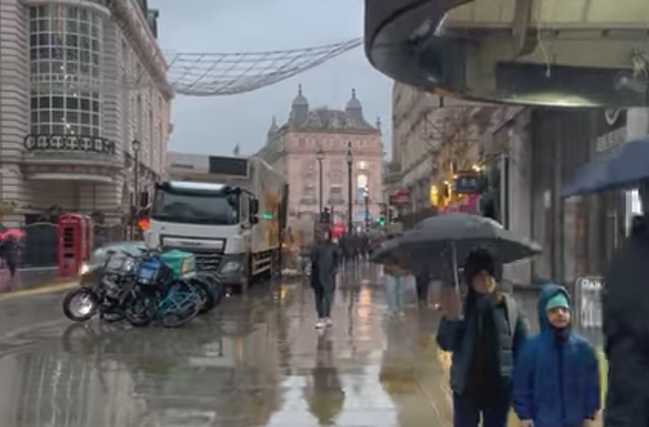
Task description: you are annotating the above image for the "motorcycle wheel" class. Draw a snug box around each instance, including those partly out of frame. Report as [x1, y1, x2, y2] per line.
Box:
[62, 288, 99, 322]
[124, 295, 153, 327]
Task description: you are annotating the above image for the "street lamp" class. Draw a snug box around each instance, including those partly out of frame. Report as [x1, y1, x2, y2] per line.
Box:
[316, 144, 324, 213]
[363, 185, 369, 231]
[346, 141, 353, 233]
[132, 139, 141, 240]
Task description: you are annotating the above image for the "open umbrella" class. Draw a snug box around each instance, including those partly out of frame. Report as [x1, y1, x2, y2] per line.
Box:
[399, 214, 541, 289]
[560, 135, 649, 198]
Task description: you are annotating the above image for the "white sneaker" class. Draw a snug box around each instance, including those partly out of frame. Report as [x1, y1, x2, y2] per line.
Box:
[325, 318, 333, 327]
[315, 319, 326, 329]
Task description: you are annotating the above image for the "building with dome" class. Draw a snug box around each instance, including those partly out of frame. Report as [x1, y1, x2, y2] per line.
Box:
[256, 86, 383, 226]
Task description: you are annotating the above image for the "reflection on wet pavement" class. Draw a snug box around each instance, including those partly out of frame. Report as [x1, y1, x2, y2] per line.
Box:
[0, 263, 452, 427]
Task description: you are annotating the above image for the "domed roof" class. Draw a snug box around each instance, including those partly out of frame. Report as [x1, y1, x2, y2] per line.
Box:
[345, 88, 362, 110]
[292, 84, 308, 107]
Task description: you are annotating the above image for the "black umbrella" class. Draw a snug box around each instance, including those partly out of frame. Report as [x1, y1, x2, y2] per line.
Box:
[399, 214, 541, 289]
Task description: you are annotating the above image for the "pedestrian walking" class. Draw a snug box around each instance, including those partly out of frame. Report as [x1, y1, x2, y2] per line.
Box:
[383, 256, 408, 317]
[436, 248, 527, 427]
[310, 230, 341, 329]
[513, 283, 601, 427]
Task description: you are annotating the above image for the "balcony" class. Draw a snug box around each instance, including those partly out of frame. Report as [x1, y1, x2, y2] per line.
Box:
[22, 134, 121, 183]
[364, 0, 649, 107]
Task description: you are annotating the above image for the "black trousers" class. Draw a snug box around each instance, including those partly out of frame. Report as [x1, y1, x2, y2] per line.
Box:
[415, 275, 430, 303]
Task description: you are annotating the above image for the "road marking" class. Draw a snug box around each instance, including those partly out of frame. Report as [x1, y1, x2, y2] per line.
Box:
[0, 281, 78, 301]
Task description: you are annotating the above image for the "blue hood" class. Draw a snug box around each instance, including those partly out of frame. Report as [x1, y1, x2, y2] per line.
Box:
[537, 283, 571, 331]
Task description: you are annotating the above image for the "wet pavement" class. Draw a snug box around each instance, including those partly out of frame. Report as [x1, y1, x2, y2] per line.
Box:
[0, 266, 62, 294]
[0, 263, 453, 427]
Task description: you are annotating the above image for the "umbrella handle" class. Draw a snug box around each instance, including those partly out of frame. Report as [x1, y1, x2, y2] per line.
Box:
[451, 241, 462, 303]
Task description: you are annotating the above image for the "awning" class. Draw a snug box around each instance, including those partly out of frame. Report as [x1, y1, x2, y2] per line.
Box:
[26, 173, 114, 184]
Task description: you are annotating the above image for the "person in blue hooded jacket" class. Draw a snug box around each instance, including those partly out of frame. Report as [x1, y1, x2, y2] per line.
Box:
[513, 284, 601, 427]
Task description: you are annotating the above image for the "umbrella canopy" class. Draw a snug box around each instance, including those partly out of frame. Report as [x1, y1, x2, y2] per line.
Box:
[560, 136, 649, 198]
[400, 214, 541, 266]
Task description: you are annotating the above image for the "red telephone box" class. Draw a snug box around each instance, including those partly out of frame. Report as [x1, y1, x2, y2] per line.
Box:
[57, 214, 92, 277]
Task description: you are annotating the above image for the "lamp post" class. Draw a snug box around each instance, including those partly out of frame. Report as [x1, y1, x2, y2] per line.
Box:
[363, 185, 369, 231]
[316, 144, 324, 213]
[132, 139, 141, 239]
[346, 142, 353, 233]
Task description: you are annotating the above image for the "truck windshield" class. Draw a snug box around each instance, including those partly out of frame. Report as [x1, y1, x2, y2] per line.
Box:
[151, 188, 238, 225]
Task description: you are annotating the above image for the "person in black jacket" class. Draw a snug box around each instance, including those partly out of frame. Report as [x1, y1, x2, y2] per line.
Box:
[310, 230, 341, 329]
[603, 214, 649, 427]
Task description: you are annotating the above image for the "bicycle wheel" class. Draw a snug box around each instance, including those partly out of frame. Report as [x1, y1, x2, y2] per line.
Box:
[159, 283, 201, 328]
[160, 299, 200, 327]
[190, 276, 215, 314]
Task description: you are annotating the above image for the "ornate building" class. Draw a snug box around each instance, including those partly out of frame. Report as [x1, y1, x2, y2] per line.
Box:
[257, 86, 383, 226]
[0, 0, 172, 225]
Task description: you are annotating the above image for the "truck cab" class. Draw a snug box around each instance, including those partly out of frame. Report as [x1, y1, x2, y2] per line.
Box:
[146, 181, 260, 290]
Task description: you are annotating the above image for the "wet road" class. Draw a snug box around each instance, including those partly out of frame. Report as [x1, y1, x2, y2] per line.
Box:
[0, 263, 453, 427]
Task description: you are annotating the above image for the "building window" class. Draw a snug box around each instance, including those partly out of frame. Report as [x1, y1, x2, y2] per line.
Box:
[329, 170, 343, 184]
[28, 4, 104, 136]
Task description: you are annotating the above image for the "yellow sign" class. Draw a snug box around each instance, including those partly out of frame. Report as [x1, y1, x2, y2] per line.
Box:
[0, 201, 16, 214]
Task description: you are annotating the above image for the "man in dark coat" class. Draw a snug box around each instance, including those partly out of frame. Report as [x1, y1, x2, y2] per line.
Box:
[603, 214, 649, 427]
[310, 230, 341, 329]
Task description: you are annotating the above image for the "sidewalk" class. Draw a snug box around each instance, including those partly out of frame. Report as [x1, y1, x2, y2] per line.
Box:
[0, 266, 74, 295]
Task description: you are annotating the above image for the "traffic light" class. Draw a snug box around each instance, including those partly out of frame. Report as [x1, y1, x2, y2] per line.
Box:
[376, 216, 385, 226]
[261, 212, 273, 219]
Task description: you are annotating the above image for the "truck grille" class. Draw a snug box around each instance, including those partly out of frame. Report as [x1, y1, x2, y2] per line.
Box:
[194, 252, 222, 272]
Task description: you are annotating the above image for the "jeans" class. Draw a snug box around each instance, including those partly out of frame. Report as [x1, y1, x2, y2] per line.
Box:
[314, 285, 334, 318]
[385, 274, 405, 312]
[452, 393, 509, 427]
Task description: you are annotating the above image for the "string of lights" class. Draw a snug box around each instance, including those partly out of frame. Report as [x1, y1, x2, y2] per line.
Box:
[165, 38, 363, 96]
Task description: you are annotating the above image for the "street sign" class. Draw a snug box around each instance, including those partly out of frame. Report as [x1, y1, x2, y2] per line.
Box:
[575, 276, 603, 329]
[454, 172, 480, 194]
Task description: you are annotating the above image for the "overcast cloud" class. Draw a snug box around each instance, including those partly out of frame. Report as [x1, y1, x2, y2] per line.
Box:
[151, 0, 392, 157]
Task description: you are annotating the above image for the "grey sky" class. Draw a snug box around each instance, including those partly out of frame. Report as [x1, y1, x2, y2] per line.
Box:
[151, 0, 392, 157]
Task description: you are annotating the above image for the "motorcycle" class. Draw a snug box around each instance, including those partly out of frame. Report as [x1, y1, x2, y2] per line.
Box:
[62, 249, 137, 322]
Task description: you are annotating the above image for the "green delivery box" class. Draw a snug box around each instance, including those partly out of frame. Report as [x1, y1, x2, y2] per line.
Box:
[160, 249, 196, 278]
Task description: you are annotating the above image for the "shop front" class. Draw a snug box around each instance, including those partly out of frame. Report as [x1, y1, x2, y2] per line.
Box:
[364, 0, 649, 107]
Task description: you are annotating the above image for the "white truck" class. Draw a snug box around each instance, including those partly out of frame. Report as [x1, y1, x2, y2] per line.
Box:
[145, 156, 288, 292]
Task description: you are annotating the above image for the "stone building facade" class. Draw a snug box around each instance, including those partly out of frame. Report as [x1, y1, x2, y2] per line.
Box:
[0, 0, 172, 225]
[256, 86, 383, 227]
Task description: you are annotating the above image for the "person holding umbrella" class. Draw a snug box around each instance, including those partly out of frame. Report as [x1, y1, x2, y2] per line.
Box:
[436, 247, 528, 427]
